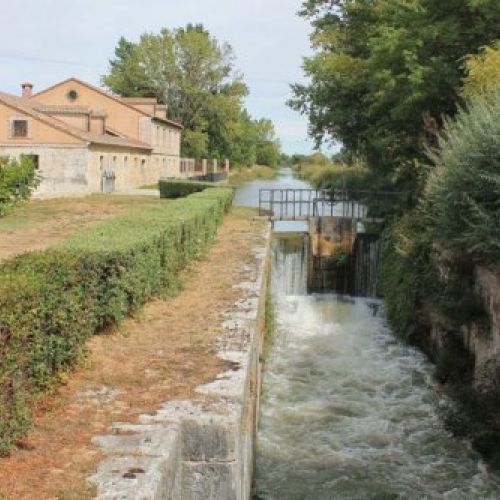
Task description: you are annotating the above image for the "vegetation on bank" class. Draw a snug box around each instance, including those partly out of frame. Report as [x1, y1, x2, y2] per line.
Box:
[0, 187, 233, 453]
[158, 179, 222, 198]
[103, 24, 281, 167]
[228, 165, 278, 186]
[0, 156, 39, 217]
[293, 153, 373, 191]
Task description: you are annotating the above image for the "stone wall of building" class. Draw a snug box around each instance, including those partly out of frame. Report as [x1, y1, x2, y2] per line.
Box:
[0, 145, 90, 198]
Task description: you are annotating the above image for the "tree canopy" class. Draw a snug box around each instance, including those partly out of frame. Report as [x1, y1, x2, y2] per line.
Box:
[103, 24, 281, 166]
[290, 0, 500, 193]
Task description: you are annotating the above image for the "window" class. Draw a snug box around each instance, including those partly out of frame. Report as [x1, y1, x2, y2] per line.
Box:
[124, 156, 129, 168]
[141, 158, 146, 167]
[12, 119, 28, 138]
[99, 155, 104, 171]
[134, 157, 138, 168]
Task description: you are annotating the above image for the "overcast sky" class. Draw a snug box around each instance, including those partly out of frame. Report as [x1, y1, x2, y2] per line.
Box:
[0, 0, 334, 155]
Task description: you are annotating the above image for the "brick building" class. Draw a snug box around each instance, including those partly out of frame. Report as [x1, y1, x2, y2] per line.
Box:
[0, 78, 183, 197]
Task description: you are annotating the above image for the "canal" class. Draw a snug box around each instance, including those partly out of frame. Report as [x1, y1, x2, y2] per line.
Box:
[235, 168, 500, 499]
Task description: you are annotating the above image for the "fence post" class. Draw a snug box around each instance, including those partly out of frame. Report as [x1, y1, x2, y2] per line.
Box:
[224, 158, 230, 173]
[202, 159, 208, 175]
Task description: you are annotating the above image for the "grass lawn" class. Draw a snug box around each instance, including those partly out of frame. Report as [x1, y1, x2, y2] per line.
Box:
[0, 195, 167, 261]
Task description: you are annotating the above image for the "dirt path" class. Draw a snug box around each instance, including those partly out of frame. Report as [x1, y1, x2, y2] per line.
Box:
[0, 195, 168, 261]
[0, 207, 266, 500]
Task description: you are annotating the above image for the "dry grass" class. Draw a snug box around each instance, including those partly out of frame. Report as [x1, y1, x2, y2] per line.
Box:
[0, 195, 168, 261]
[0, 207, 265, 500]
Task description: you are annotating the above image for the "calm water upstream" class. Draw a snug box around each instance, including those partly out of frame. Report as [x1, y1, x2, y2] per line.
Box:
[236, 169, 500, 499]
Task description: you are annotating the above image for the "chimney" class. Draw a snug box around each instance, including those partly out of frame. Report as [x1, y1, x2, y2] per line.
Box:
[21, 82, 34, 98]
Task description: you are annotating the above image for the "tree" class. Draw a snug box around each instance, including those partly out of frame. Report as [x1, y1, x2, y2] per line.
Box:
[254, 119, 281, 167]
[103, 25, 281, 165]
[0, 156, 39, 216]
[290, 0, 500, 195]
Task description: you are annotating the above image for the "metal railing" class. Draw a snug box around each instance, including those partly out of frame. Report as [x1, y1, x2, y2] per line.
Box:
[258, 188, 403, 221]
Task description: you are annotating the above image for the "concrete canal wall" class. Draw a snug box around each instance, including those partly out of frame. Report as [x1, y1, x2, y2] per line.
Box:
[89, 225, 271, 499]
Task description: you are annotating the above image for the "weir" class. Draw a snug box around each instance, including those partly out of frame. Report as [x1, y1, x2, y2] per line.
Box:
[260, 187, 385, 297]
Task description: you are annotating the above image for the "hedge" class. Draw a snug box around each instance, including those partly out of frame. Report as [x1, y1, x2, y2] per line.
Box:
[0, 187, 233, 452]
[159, 179, 224, 199]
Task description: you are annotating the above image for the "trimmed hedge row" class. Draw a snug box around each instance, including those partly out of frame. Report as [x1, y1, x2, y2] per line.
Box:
[0, 188, 234, 452]
[159, 179, 224, 199]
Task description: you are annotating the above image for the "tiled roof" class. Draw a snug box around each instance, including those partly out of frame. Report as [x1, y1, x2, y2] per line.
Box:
[0, 91, 152, 150]
[122, 97, 157, 103]
[33, 104, 92, 114]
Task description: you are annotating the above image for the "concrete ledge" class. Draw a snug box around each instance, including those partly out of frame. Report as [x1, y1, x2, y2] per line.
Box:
[89, 225, 270, 499]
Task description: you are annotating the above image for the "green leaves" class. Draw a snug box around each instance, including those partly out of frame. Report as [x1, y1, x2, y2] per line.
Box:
[0, 156, 39, 217]
[421, 90, 500, 263]
[103, 25, 280, 166]
[291, 0, 500, 194]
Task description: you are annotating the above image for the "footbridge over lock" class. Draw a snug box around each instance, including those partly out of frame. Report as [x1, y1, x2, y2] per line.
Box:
[258, 188, 402, 223]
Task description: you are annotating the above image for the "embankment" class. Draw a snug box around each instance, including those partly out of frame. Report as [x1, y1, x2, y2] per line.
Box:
[89, 222, 271, 498]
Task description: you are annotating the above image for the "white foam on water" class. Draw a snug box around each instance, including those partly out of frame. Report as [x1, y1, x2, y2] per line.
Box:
[254, 237, 500, 500]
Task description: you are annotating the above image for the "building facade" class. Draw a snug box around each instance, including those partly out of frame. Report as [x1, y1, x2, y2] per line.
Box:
[0, 78, 183, 197]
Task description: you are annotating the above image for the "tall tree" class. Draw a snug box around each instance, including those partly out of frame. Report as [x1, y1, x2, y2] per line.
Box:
[103, 25, 281, 165]
[290, 0, 500, 193]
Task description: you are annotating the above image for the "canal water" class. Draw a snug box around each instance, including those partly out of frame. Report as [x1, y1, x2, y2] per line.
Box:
[235, 169, 500, 499]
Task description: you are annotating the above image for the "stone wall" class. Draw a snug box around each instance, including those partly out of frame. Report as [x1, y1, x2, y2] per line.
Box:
[427, 266, 500, 394]
[0, 145, 90, 197]
[2, 145, 181, 198]
[463, 267, 500, 393]
[89, 227, 271, 499]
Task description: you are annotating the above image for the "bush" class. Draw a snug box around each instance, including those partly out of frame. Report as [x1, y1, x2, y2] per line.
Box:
[463, 41, 500, 99]
[423, 90, 500, 263]
[379, 215, 438, 342]
[159, 179, 219, 198]
[0, 187, 233, 451]
[0, 156, 39, 216]
[295, 158, 374, 190]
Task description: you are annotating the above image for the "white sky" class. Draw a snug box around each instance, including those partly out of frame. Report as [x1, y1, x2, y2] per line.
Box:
[0, 0, 336, 155]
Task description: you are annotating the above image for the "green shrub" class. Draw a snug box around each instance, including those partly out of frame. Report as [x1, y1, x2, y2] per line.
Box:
[0, 156, 39, 216]
[0, 187, 233, 451]
[159, 179, 219, 199]
[379, 215, 438, 342]
[423, 90, 500, 264]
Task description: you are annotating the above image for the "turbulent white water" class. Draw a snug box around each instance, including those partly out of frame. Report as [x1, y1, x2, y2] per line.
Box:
[254, 235, 500, 500]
